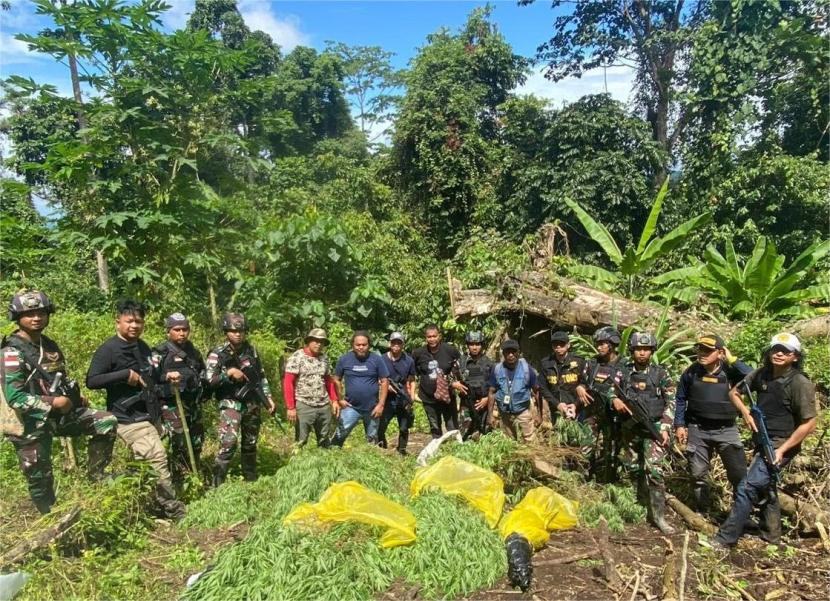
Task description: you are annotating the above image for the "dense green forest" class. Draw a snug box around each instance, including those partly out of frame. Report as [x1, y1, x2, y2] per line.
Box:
[1, 2, 829, 600]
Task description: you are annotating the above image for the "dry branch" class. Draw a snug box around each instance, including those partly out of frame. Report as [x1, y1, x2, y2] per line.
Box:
[778, 491, 830, 534]
[0, 505, 81, 567]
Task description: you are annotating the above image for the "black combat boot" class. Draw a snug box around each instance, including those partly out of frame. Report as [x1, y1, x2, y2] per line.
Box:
[87, 434, 115, 482]
[241, 452, 258, 482]
[156, 480, 186, 521]
[649, 488, 676, 535]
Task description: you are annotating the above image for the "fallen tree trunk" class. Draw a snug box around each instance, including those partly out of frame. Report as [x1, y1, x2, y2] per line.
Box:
[0, 506, 81, 567]
[778, 491, 830, 534]
[791, 315, 829, 339]
[667, 495, 717, 535]
[452, 271, 734, 335]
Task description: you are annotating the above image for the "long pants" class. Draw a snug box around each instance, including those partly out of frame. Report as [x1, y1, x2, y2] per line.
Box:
[422, 398, 458, 438]
[118, 420, 185, 518]
[215, 404, 261, 480]
[160, 403, 204, 480]
[685, 422, 747, 510]
[715, 452, 791, 546]
[460, 393, 490, 440]
[331, 406, 379, 446]
[295, 402, 333, 447]
[377, 395, 413, 452]
[12, 407, 117, 513]
[500, 409, 535, 443]
[619, 420, 669, 492]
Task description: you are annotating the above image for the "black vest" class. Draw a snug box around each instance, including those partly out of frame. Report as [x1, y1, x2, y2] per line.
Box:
[460, 354, 492, 395]
[542, 353, 584, 404]
[215, 343, 260, 401]
[587, 356, 619, 396]
[623, 365, 664, 420]
[3, 333, 65, 395]
[686, 364, 737, 422]
[155, 341, 203, 401]
[753, 371, 796, 439]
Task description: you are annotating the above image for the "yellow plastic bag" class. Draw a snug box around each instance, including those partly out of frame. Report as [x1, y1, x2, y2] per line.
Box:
[283, 481, 416, 548]
[410, 456, 505, 528]
[498, 487, 579, 549]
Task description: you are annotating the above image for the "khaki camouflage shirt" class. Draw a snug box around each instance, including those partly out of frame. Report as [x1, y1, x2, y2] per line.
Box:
[285, 349, 330, 407]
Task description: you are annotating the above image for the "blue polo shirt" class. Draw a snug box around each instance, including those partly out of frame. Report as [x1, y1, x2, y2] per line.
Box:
[335, 351, 390, 412]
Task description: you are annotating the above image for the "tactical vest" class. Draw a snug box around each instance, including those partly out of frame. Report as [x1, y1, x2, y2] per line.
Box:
[752, 370, 796, 439]
[155, 341, 203, 401]
[460, 355, 492, 395]
[686, 363, 737, 422]
[543, 353, 583, 403]
[623, 365, 664, 420]
[216, 344, 259, 401]
[588, 357, 619, 396]
[494, 358, 532, 414]
[3, 333, 64, 395]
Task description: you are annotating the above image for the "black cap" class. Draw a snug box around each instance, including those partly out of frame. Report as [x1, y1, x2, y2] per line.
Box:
[550, 331, 570, 343]
[696, 334, 724, 350]
[500, 339, 520, 352]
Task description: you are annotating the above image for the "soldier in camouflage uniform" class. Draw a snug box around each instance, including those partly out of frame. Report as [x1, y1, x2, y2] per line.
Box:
[607, 332, 677, 534]
[1, 290, 117, 514]
[207, 313, 275, 487]
[584, 327, 623, 481]
[151, 313, 207, 483]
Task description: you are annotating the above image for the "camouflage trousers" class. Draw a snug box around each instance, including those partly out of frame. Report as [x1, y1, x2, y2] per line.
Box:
[160, 403, 204, 481]
[215, 404, 261, 481]
[618, 419, 669, 492]
[10, 407, 117, 514]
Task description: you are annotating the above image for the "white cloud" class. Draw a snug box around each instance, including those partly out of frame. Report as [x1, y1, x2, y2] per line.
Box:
[517, 64, 637, 107]
[160, 0, 195, 31]
[0, 31, 45, 68]
[238, 1, 309, 51]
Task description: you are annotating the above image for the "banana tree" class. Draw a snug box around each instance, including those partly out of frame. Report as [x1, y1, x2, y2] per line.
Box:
[655, 237, 830, 319]
[564, 178, 712, 297]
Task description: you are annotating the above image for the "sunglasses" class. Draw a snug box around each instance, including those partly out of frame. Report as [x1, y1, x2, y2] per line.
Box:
[770, 345, 795, 356]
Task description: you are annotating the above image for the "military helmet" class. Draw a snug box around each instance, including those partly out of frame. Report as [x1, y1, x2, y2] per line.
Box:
[593, 326, 621, 346]
[628, 331, 658, 351]
[221, 312, 248, 332]
[465, 331, 485, 344]
[8, 289, 54, 321]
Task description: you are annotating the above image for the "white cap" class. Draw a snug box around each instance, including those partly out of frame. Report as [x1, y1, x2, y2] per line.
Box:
[770, 333, 801, 353]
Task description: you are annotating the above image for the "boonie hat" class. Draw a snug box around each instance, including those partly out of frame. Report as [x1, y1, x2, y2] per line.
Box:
[501, 339, 520, 352]
[770, 333, 801, 353]
[695, 334, 724, 350]
[305, 328, 329, 343]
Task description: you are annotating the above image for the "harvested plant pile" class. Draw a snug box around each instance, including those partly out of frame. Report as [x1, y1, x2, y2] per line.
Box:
[182, 444, 507, 600]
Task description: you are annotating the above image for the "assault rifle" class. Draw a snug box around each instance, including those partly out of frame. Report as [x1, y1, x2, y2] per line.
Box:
[616, 389, 663, 443]
[234, 361, 286, 433]
[740, 380, 780, 493]
[49, 372, 83, 410]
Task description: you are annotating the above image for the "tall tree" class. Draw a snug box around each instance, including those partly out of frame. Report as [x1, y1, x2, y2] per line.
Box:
[389, 7, 528, 252]
[522, 0, 710, 186]
[325, 42, 403, 143]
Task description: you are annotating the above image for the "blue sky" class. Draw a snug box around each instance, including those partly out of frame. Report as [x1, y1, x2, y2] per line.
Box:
[1, 0, 636, 108]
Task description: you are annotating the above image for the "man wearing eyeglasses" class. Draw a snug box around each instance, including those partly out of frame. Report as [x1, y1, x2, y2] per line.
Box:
[674, 334, 752, 514]
[713, 333, 817, 548]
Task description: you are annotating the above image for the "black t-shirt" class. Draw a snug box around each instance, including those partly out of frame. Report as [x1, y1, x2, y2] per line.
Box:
[86, 335, 155, 424]
[412, 342, 461, 403]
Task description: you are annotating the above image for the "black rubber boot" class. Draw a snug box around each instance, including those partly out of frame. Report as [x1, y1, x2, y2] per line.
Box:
[87, 434, 115, 482]
[759, 495, 782, 544]
[397, 430, 410, 455]
[649, 488, 676, 535]
[692, 481, 711, 513]
[156, 480, 186, 521]
[212, 462, 229, 488]
[241, 452, 258, 482]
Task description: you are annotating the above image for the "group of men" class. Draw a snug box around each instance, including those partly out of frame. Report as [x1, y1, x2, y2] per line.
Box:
[1, 289, 818, 548]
